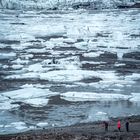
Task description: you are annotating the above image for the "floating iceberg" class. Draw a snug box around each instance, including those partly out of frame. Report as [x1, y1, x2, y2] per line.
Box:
[0, 87, 58, 109]
[60, 92, 132, 102]
[24, 98, 49, 107]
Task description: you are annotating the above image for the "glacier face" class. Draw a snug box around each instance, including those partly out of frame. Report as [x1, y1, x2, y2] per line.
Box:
[0, 0, 139, 10]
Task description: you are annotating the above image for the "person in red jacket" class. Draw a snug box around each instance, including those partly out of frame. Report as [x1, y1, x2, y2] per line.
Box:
[117, 120, 121, 132]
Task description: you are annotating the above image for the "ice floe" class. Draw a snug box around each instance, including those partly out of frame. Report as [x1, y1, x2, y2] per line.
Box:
[11, 64, 23, 70]
[60, 92, 132, 102]
[0, 102, 19, 110]
[27, 24, 66, 38]
[0, 87, 58, 109]
[12, 58, 29, 65]
[37, 122, 48, 127]
[24, 98, 49, 107]
[0, 52, 16, 59]
[130, 93, 140, 103]
[125, 73, 140, 81]
[83, 51, 104, 58]
[5, 70, 118, 83]
[26, 63, 45, 72]
[1, 87, 57, 101]
[6, 122, 27, 130]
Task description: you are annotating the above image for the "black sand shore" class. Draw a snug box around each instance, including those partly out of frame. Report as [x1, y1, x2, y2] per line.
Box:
[0, 115, 140, 140]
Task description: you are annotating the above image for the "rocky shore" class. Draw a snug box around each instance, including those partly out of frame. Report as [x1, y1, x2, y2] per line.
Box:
[0, 115, 140, 140]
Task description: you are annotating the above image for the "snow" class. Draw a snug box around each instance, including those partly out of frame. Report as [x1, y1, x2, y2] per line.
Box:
[60, 92, 132, 102]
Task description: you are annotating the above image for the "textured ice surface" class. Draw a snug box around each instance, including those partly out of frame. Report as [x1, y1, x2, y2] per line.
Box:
[24, 98, 49, 107]
[1, 88, 58, 99]
[8, 122, 27, 130]
[61, 92, 132, 102]
[0, 0, 137, 10]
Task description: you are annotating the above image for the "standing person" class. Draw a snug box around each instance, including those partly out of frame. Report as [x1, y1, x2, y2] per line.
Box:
[125, 121, 129, 132]
[104, 121, 109, 132]
[117, 120, 121, 132]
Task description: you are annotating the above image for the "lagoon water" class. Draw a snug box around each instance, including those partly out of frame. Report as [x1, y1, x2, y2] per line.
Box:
[0, 8, 140, 134]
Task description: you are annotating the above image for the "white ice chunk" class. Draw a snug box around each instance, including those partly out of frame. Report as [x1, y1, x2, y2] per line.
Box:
[82, 110, 109, 123]
[24, 98, 49, 107]
[61, 92, 132, 102]
[63, 38, 76, 44]
[5, 70, 118, 83]
[125, 73, 140, 81]
[1, 88, 57, 101]
[10, 122, 27, 130]
[130, 93, 140, 102]
[12, 58, 29, 65]
[0, 102, 19, 110]
[83, 51, 104, 58]
[0, 52, 16, 59]
[20, 84, 48, 89]
[37, 122, 48, 127]
[26, 48, 47, 53]
[40, 70, 118, 82]
[27, 24, 66, 38]
[114, 63, 126, 67]
[11, 64, 23, 70]
[27, 63, 44, 72]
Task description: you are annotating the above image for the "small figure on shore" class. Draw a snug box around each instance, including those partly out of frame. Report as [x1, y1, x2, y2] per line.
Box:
[104, 121, 108, 132]
[125, 121, 129, 132]
[117, 120, 121, 132]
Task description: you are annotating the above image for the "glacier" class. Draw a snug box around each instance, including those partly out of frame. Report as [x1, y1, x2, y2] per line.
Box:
[0, 0, 139, 10]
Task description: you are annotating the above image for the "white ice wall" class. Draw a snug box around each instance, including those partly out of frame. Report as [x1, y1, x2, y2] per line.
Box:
[0, 0, 139, 10]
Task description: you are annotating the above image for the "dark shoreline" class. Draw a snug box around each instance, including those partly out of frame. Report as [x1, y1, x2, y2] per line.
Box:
[1, 115, 140, 140]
